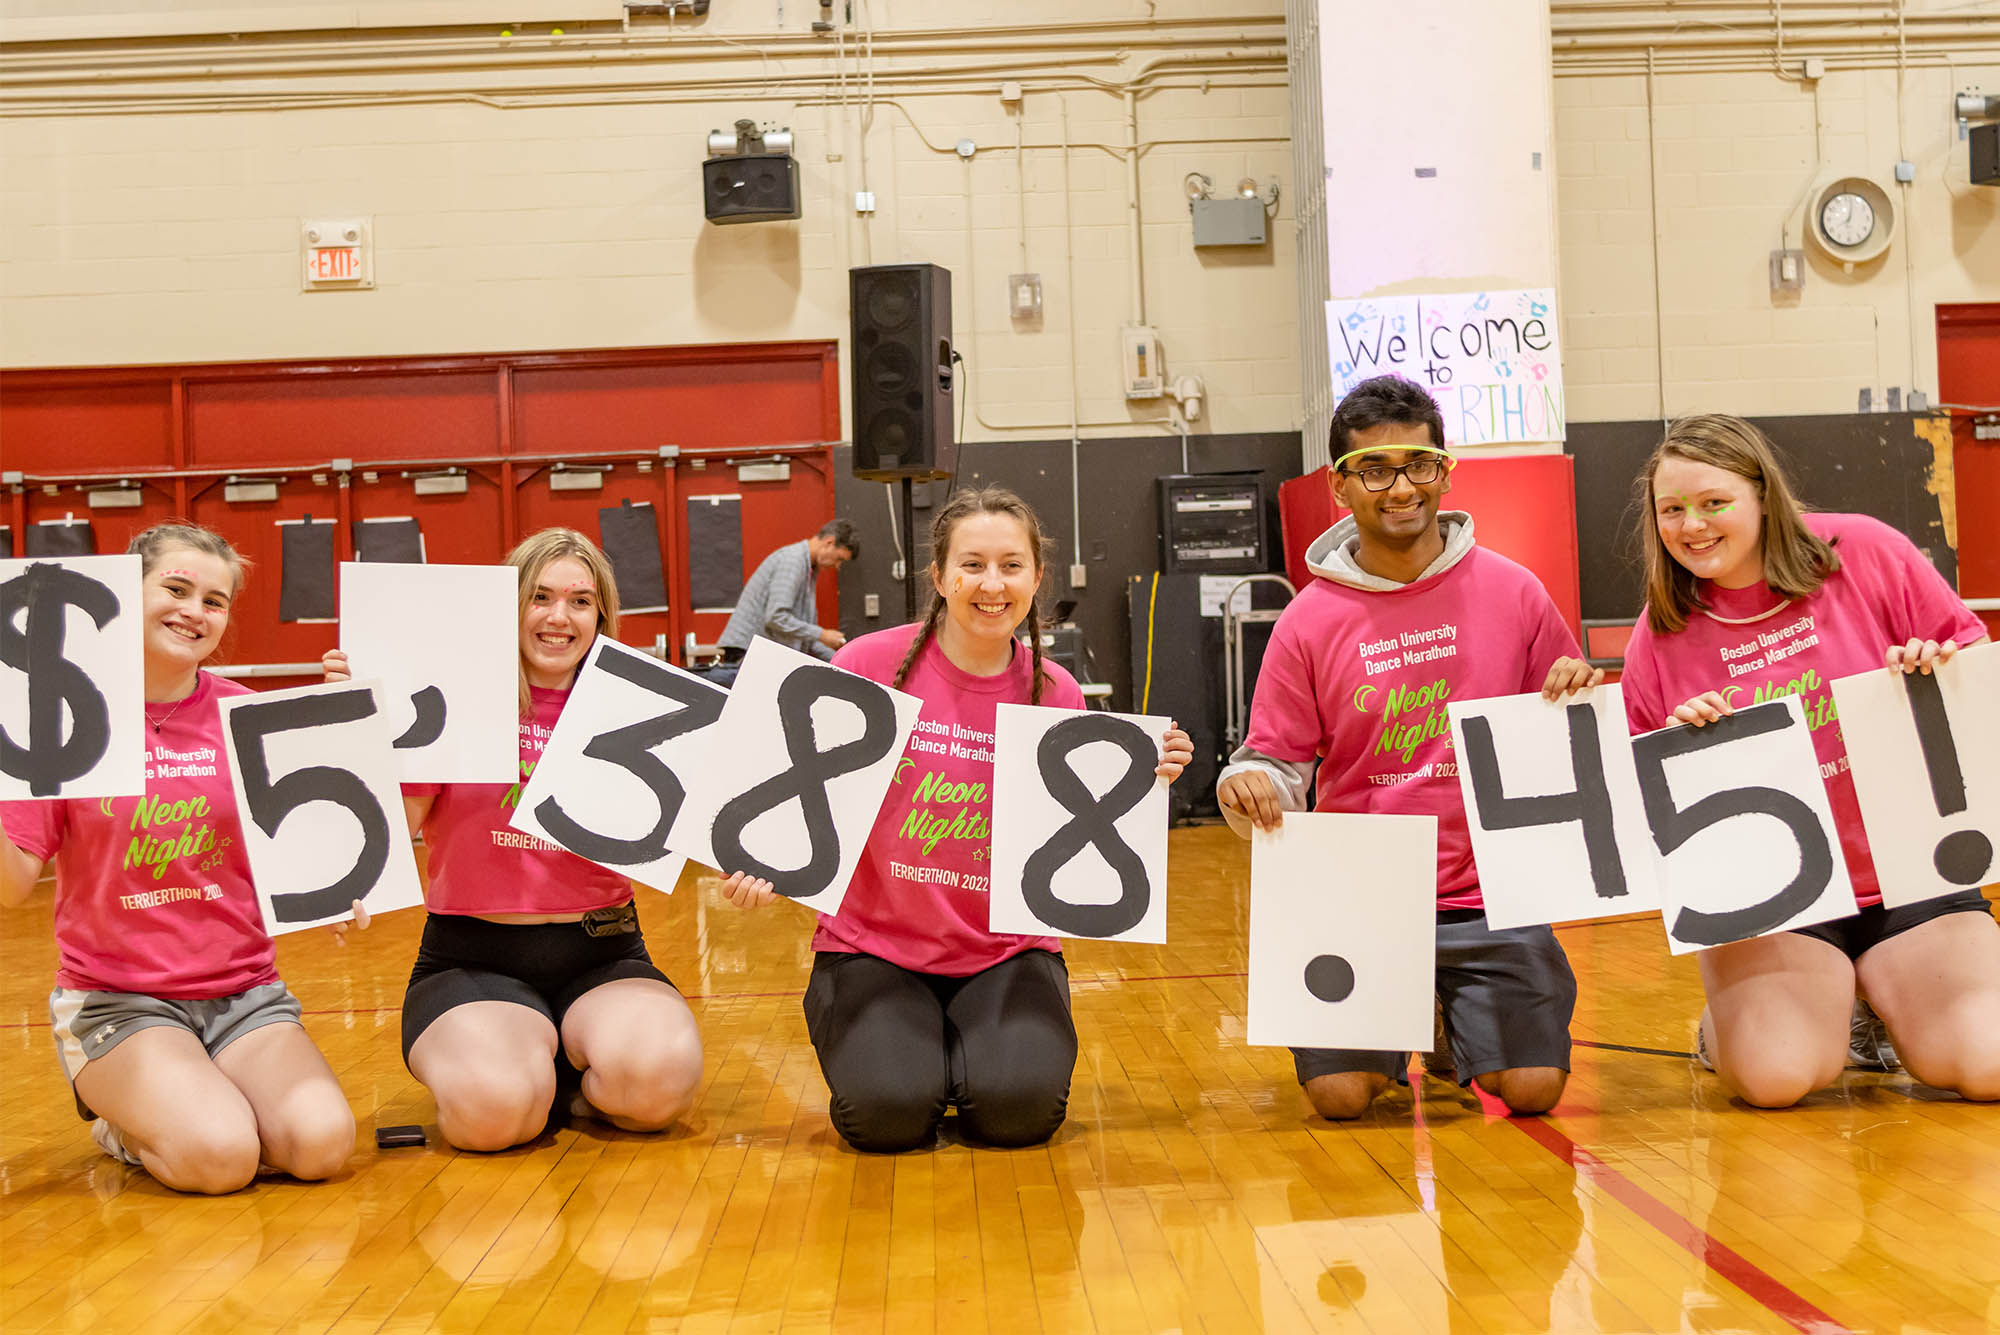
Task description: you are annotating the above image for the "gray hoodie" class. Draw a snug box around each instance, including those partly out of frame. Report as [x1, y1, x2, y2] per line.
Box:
[1215, 511, 1478, 838]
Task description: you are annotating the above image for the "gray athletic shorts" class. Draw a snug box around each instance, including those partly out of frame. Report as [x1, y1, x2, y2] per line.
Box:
[1291, 907, 1577, 1087]
[49, 981, 303, 1120]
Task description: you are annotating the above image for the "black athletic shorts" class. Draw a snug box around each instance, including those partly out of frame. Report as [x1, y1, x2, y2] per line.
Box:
[1789, 887, 1994, 961]
[400, 903, 672, 1065]
[1291, 907, 1577, 1087]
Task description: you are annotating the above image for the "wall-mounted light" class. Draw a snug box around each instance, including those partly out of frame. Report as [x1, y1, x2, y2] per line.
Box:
[707, 119, 794, 159]
[1190, 174, 1277, 248]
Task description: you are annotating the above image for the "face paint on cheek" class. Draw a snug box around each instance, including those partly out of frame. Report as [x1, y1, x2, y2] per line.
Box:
[953, 576, 963, 593]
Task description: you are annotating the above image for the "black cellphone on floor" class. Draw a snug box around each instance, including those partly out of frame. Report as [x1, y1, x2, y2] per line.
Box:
[375, 1124, 426, 1148]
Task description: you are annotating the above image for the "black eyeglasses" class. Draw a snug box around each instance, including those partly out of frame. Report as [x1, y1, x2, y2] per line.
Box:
[1341, 456, 1446, 491]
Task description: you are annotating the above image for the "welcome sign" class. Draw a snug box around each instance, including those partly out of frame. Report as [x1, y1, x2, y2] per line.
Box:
[1325, 288, 1565, 445]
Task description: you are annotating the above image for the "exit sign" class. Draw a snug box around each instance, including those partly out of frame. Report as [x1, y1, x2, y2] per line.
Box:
[300, 217, 374, 290]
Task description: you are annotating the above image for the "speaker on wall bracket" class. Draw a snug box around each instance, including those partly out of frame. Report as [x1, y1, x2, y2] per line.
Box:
[703, 153, 801, 224]
[849, 262, 955, 483]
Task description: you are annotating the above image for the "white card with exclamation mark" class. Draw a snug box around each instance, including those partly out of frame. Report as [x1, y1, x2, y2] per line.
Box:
[1832, 643, 2000, 909]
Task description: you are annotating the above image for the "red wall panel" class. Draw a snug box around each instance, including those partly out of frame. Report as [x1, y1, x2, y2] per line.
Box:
[19, 484, 178, 561]
[347, 470, 507, 568]
[187, 369, 501, 468]
[1937, 303, 2000, 638]
[186, 484, 344, 670]
[1, 343, 844, 669]
[512, 348, 835, 451]
[514, 463, 677, 653]
[676, 453, 841, 652]
[0, 376, 175, 471]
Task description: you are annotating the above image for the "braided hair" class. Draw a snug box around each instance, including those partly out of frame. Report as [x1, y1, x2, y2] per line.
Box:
[889, 486, 1053, 704]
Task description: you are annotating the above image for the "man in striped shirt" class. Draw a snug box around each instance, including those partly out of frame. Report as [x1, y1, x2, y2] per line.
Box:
[714, 518, 858, 673]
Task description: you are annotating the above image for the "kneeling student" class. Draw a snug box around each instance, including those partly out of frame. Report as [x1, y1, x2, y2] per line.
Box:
[1219, 376, 1599, 1120]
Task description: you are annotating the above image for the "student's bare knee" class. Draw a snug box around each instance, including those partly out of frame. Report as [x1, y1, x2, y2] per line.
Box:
[1304, 1072, 1386, 1121]
[149, 1123, 261, 1195]
[1476, 1066, 1566, 1116]
[433, 1065, 554, 1152]
[583, 1035, 703, 1130]
[1720, 1052, 1838, 1109]
[267, 1099, 356, 1181]
[1901, 1045, 2000, 1102]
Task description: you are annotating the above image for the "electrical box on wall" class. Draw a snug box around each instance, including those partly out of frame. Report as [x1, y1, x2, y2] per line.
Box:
[1121, 325, 1163, 399]
[300, 218, 373, 290]
[1191, 196, 1267, 247]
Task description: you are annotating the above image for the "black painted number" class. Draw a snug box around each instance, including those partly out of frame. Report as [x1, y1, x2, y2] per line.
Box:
[534, 650, 725, 865]
[229, 687, 391, 924]
[710, 666, 897, 898]
[1020, 713, 1157, 938]
[1461, 703, 1627, 901]
[1631, 702, 1834, 946]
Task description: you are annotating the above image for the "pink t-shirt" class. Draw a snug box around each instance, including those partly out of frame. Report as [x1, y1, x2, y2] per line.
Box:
[812, 623, 1083, 976]
[407, 684, 633, 916]
[1619, 512, 1985, 910]
[1, 671, 277, 998]
[1245, 547, 1579, 910]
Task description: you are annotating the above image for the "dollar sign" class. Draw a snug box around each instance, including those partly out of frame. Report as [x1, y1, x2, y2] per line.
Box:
[1, 563, 119, 797]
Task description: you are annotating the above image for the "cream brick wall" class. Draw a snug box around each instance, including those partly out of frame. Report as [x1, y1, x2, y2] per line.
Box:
[0, 5, 1298, 444]
[1555, 58, 2000, 422]
[4, 3, 1998, 444]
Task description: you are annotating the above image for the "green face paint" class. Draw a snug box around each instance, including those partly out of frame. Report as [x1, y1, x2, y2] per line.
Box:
[1656, 493, 1737, 516]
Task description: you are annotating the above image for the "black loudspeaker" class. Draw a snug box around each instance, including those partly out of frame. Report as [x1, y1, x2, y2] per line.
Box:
[1972, 123, 1999, 188]
[702, 154, 801, 224]
[850, 263, 955, 482]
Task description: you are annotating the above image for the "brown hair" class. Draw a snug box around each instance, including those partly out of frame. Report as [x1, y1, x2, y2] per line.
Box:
[505, 527, 621, 712]
[889, 486, 1054, 704]
[1635, 414, 1840, 634]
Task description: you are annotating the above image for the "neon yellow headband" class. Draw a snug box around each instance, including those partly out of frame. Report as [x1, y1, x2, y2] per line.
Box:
[1331, 442, 1454, 473]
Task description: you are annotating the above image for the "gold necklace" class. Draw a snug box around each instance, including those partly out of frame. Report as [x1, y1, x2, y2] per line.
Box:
[1699, 598, 1793, 626]
[144, 684, 196, 732]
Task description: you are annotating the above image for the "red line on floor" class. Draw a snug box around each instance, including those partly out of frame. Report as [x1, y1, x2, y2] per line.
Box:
[1510, 1114, 1855, 1335]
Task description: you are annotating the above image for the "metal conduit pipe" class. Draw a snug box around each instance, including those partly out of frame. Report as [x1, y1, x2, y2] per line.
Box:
[0, 77, 1292, 117]
[0, 53, 1287, 116]
[1555, 12, 1989, 34]
[1553, 23, 1997, 49]
[1125, 89, 1145, 329]
[0, 13, 1282, 61]
[0, 22, 1284, 80]
[1556, 52, 1985, 75]
[0, 54, 1283, 98]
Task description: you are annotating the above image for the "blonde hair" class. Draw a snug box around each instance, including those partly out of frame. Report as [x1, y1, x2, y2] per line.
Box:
[890, 486, 1055, 704]
[127, 521, 249, 665]
[1635, 414, 1840, 635]
[506, 527, 621, 712]
[128, 521, 249, 596]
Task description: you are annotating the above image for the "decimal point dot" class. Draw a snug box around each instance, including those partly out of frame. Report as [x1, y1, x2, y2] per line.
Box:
[1304, 954, 1355, 1004]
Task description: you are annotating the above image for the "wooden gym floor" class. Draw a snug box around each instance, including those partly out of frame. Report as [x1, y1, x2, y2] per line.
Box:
[2, 825, 1995, 1335]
